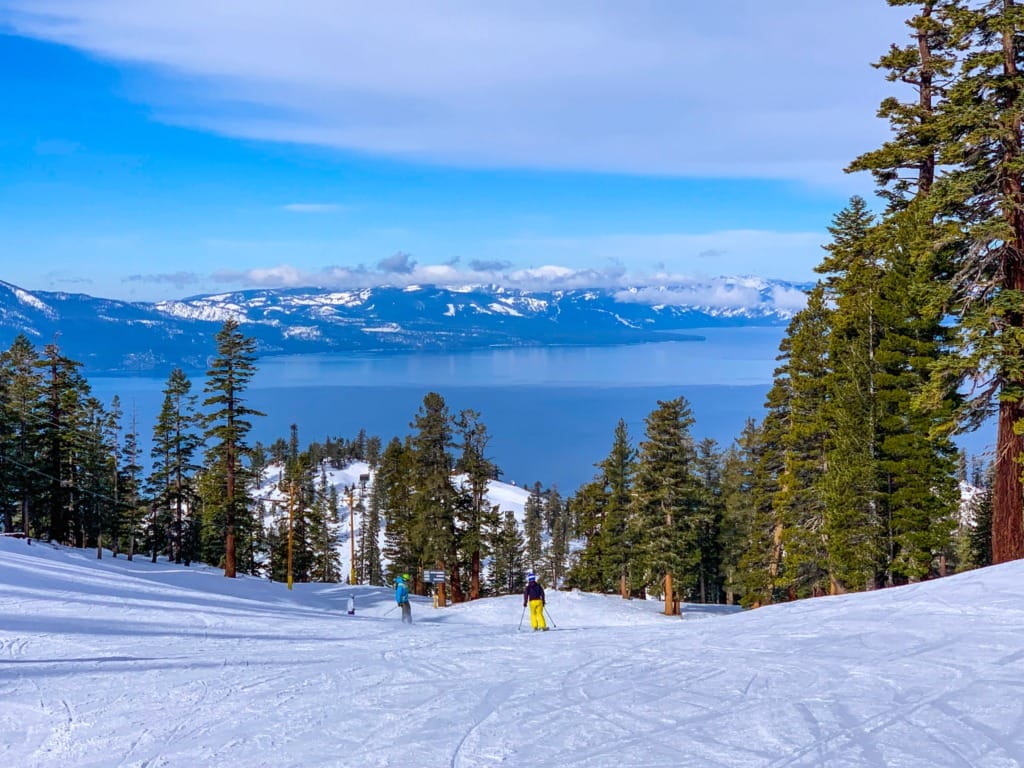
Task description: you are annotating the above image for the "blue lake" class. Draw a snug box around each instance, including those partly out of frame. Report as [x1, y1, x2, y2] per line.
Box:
[87, 326, 994, 492]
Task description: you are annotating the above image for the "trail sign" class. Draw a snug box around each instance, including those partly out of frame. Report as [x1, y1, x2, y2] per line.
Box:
[423, 570, 446, 584]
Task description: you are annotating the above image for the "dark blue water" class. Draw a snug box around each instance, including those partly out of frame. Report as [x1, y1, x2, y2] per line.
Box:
[87, 327, 994, 492]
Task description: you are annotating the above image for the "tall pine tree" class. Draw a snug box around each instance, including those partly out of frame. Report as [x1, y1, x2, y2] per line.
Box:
[202, 319, 263, 578]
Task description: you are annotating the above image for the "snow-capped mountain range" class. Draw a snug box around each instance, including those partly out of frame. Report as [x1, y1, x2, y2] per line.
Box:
[0, 278, 809, 373]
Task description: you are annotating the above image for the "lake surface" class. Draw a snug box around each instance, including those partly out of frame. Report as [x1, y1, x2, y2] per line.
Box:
[86, 326, 995, 492]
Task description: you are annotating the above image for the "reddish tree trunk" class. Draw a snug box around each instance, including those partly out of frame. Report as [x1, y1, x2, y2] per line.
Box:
[992, 401, 1024, 562]
[450, 561, 464, 603]
[993, 22, 1024, 564]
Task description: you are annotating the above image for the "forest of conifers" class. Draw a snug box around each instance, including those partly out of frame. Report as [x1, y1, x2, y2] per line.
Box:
[6, 1, 1024, 612]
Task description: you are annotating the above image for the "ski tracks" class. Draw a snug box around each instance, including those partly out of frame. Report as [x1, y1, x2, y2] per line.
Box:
[449, 681, 515, 768]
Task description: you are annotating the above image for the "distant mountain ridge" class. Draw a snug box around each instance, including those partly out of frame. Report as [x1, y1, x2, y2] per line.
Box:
[0, 278, 808, 374]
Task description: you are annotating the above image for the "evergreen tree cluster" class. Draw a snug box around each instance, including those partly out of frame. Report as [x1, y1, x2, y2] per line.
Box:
[565, 0, 1024, 607]
[565, 408, 729, 614]
[848, 0, 1022, 565]
[369, 394, 569, 600]
[0, 320, 276, 576]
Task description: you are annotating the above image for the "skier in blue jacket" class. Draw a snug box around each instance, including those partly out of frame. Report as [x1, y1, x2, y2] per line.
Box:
[395, 573, 412, 624]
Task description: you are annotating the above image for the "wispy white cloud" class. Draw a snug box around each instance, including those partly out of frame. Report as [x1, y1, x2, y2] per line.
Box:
[123, 271, 201, 289]
[494, 229, 825, 283]
[614, 284, 764, 310]
[770, 285, 813, 313]
[1, 0, 906, 185]
[282, 203, 347, 213]
[44, 272, 94, 289]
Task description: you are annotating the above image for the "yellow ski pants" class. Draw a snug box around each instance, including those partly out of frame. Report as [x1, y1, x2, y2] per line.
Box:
[529, 599, 547, 630]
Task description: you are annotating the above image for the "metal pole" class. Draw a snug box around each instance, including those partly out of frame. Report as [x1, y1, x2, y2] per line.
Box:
[287, 483, 294, 590]
[544, 605, 557, 628]
[347, 486, 356, 585]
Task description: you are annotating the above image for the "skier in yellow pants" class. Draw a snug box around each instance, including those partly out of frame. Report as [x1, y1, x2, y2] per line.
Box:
[523, 572, 547, 631]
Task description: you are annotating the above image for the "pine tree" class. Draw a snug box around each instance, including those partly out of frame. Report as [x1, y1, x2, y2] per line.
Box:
[564, 477, 610, 592]
[0, 335, 44, 538]
[847, 0, 954, 207]
[78, 395, 115, 555]
[600, 419, 636, 598]
[100, 395, 123, 557]
[775, 285, 831, 599]
[693, 439, 724, 604]
[966, 461, 994, 568]
[928, 0, 1024, 563]
[523, 482, 544, 572]
[489, 509, 526, 594]
[36, 341, 91, 545]
[545, 487, 569, 588]
[847, 1, 962, 581]
[409, 392, 459, 601]
[121, 409, 145, 560]
[454, 408, 498, 600]
[356, 474, 381, 585]
[817, 199, 886, 592]
[735, 314, 805, 607]
[872, 208, 959, 582]
[632, 396, 701, 615]
[279, 425, 315, 585]
[149, 369, 202, 565]
[379, 437, 417, 583]
[718, 419, 761, 605]
[202, 319, 263, 578]
[365, 435, 382, 468]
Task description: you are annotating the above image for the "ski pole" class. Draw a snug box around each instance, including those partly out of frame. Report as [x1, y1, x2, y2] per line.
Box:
[518, 604, 526, 631]
[384, 604, 399, 617]
[544, 606, 557, 629]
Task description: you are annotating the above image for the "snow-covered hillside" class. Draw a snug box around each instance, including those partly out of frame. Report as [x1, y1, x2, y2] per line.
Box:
[254, 462, 532, 580]
[2, 536, 1023, 767]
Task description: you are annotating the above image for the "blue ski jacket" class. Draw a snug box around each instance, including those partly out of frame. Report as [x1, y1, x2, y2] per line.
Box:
[523, 581, 545, 606]
[395, 580, 409, 605]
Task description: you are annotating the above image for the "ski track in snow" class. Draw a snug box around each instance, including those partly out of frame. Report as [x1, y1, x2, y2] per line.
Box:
[2, 539, 1024, 767]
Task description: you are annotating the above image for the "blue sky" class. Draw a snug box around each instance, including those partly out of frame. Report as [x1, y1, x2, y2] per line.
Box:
[0, 1, 908, 302]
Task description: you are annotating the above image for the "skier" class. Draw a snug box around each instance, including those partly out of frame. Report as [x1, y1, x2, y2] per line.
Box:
[395, 573, 412, 624]
[347, 594, 355, 615]
[523, 572, 547, 631]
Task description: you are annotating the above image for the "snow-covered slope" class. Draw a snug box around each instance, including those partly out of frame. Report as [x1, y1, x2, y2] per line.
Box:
[2, 536, 1022, 767]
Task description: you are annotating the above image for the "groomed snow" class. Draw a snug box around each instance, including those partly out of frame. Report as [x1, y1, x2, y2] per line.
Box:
[2, 537, 1023, 767]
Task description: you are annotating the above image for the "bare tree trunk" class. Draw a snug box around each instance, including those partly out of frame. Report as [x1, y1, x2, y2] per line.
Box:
[916, 4, 935, 195]
[225, 440, 237, 578]
[470, 549, 481, 601]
